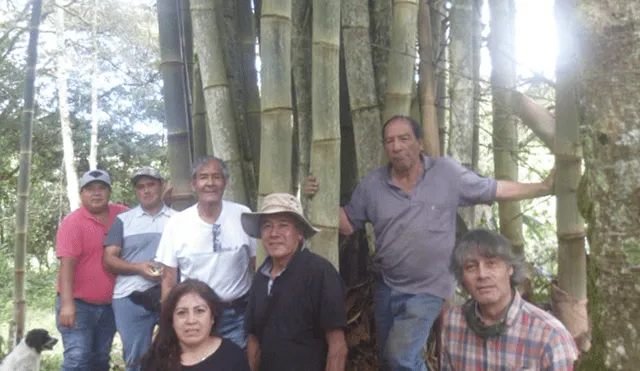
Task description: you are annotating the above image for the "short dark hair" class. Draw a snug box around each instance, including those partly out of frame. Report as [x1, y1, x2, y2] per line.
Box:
[191, 156, 229, 181]
[450, 228, 525, 288]
[139, 279, 222, 371]
[381, 115, 424, 141]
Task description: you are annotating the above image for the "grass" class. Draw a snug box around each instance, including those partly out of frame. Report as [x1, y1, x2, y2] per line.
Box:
[0, 256, 125, 370]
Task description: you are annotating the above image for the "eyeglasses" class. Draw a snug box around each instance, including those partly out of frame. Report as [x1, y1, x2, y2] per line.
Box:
[212, 224, 221, 253]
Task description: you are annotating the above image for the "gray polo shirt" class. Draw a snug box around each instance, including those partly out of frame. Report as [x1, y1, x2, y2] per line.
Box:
[343, 154, 497, 298]
[104, 204, 175, 299]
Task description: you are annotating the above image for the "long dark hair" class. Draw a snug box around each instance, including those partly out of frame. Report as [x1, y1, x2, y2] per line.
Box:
[139, 279, 222, 371]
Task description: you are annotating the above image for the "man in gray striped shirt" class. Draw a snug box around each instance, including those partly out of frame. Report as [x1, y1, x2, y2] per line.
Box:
[103, 167, 176, 371]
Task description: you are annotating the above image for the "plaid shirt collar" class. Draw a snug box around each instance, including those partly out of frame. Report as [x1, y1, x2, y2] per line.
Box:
[472, 290, 522, 327]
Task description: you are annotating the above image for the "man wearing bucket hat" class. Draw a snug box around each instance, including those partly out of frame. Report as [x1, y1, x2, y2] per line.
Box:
[56, 169, 128, 371]
[242, 193, 348, 371]
[102, 167, 175, 371]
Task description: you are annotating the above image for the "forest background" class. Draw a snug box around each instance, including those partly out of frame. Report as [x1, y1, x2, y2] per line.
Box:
[1, 0, 638, 369]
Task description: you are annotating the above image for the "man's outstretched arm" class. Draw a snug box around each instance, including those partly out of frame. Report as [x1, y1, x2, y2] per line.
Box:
[496, 169, 555, 201]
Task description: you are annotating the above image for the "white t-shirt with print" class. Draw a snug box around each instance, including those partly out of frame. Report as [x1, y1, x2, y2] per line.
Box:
[155, 200, 257, 302]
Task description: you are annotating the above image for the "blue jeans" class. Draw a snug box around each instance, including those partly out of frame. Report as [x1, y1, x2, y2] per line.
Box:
[217, 306, 247, 349]
[56, 296, 116, 371]
[112, 296, 159, 371]
[373, 280, 444, 371]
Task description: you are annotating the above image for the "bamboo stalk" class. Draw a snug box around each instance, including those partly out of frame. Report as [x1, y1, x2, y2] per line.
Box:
[257, 0, 294, 266]
[382, 0, 418, 121]
[342, 0, 382, 179]
[258, 0, 294, 198]
[192, 57, 207, 159]
[191, 0, 248, 204]
[220, 0, 258, 208]
[309, 0, 341, 269]
[488, 0, 523, 255]
[13, 0, 43, 345]
[370, 0, 392, 116]
[158, 0, 194, 210]
[418, 0, 439, 157]
[554, 0, 588, 352]
[237, 0, 261, 179]
[292, 0, 312, 212]
[432, 0, 448, 154]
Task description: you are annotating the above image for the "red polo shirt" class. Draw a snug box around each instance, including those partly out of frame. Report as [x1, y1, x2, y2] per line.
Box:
[56, 203, 128, 304]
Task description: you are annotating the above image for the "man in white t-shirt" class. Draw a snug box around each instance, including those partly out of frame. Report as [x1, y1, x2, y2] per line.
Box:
[155, 156, 257, 348]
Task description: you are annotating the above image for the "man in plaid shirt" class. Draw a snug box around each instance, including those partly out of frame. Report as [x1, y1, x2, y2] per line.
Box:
[441, 229, 578, 370]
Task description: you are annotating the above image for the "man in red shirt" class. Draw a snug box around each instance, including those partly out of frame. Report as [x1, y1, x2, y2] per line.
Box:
[56, 169, 128, 371]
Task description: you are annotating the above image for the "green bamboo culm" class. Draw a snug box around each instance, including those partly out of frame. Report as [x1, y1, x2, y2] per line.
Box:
[309, 0, 341, 269]
[13, 0, 43, 345]
[257, 0, 294, 265]
[191, 0, 248, 204]
[158, 0, 194, 210]
[553, 0, 588, 353]
[488, 0, 524, 255]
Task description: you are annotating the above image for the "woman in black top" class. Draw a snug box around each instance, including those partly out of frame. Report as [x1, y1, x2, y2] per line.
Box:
[140, 279, 249, 371]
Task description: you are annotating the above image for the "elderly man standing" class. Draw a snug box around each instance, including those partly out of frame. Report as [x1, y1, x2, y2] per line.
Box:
[103, 167, 175, 371]
[56, 169, 128, 371]
[242, 193, 348, 371]
[442, 229, 578, 370]
[155, 156, 256, 348]
[306, 115, 555, 370]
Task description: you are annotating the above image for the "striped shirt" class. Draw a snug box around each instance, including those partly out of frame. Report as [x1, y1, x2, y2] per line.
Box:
[104, 204, 175, 299]
[441, 292, 578, 370]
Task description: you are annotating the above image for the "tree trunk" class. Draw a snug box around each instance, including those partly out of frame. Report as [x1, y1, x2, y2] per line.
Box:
[56, 2, 79, 211]
[191, 0, 248, 204]
[292, 0, 312, 212]
[449, 0, 476, 228]
[158, 0, 194, 211]
[342, 0, 382, 179]
[309, 0, 341, 269]
[237, 0, 261, 179]
[553, 0, 589, 353]
[576, 1, 640, 369]
[88, 0, 99, 170]
[13, 0, 42, 345]
[192, 57, 207, 159]
[418, 0, 439, 158]
[488, 0, 523, 255]
[382, 0, 418, 121]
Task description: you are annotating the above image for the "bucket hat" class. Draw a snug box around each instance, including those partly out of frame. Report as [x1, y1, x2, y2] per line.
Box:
[241, 193, 320, 239]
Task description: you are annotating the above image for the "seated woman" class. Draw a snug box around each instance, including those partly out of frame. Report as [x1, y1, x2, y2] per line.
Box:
[140, 279, 250, 371]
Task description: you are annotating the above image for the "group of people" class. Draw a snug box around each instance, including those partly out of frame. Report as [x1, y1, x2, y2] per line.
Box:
[54, 115, 579, 371]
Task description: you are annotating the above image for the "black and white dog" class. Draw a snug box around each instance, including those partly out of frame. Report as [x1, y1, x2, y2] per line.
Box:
[0, 329, 58, 371]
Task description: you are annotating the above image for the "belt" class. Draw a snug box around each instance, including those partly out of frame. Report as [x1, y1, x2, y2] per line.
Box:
[220, 294, 248, 310]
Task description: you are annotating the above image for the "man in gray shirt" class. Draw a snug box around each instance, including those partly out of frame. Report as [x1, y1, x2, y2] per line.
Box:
[103, 167, 175, 371]
[306, 115, 553, 371]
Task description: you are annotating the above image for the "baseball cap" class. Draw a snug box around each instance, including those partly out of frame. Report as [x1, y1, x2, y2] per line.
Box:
[80, 169, 112, 189]
[131, 166, 164, 185]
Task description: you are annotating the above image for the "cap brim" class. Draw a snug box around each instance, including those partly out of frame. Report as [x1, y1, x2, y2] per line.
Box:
[81, 180, 111, 189]
[131, 174, 163, 185]
[241, 211, 320, 239]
